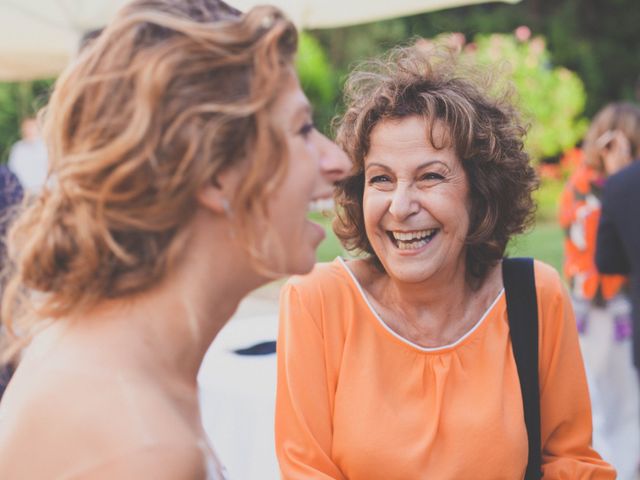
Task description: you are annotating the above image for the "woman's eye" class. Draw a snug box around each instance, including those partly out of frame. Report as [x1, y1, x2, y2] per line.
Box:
[299, 122, 315, 138]
[421, 172, 445, 181]
[368, 175, 391, 184]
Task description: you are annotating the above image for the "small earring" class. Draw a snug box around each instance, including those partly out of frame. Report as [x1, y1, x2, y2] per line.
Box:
[222, 198, 232, 217]
[222, 198, 236, 239]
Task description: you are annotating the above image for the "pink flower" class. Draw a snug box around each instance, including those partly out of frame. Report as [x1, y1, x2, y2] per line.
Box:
[515, 25, 531, 42]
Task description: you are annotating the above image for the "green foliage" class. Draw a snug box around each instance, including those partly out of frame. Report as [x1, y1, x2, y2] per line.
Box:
[313, 0, 639, 119]
[508, 222, 564, 274]
[507, 177, 566, 274]
[310, 25, 590, 162]
[297, 33, 334, 104]
[296, 33, 338, 135]
[542, 0, 640, 116]
[534, 177, 564, 223]
[466, 33, 588, 162]
[0, 79, 53, 163]
[308, 212, 347, 263]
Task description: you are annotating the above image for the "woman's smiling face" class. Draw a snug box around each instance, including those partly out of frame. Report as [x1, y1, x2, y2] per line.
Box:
[363, 116, 471, 285]
[261, 73, 350, 276]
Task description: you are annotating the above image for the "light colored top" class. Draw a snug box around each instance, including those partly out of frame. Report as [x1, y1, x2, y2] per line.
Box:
[275, 258, 615, 479]
[8, 138, 48, 192]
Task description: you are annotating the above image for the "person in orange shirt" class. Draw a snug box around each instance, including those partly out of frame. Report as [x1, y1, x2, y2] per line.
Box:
[558, 103, 640, 332]
[559, 103, 640, 477]
[275, 45, 614, 479]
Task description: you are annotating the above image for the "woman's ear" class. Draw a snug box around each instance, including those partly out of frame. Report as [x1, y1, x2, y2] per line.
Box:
[196, 182, 228, 214]
[601, 131, 632, 176]
[196, 167, 239, 215]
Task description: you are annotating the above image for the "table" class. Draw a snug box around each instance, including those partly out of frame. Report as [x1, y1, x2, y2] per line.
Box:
[198, 296, 280, 480]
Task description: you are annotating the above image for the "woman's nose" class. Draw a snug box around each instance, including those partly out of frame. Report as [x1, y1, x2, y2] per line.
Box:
[388, 183, 419, 219]
[318, 133, 350, 184]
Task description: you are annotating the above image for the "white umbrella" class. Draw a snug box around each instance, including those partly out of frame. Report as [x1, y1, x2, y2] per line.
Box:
[0, 0, 519, 81]
[0, 0, 129, 81]
[233, 0, 520, 29]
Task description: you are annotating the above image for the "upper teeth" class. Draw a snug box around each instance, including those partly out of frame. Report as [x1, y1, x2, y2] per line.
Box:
[308, 198, 335, 213]
[392, 229, 436, 241]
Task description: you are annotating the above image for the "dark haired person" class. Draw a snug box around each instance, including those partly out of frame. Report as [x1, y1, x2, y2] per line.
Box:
[597, 162, 640, 371]
[560, 102, 640, 476]
[275, 46, 613, 478]
[595, 123, 640, 452]
[0, 164, 22, 401]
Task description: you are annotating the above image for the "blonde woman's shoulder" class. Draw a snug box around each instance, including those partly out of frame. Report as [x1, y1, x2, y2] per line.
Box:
[0, 357, 208, 479]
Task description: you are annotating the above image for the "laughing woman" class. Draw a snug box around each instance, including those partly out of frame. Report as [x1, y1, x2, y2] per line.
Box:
[275, 46, 614, 479]
[0, 1, 349, 478]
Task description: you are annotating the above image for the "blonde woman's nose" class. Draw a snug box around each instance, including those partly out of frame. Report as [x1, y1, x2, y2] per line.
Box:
[318, 134, 350, 184]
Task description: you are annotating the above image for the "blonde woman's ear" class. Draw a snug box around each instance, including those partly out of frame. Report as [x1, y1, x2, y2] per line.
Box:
[197, 166, 241, 216]
[196, 182, 229, 215]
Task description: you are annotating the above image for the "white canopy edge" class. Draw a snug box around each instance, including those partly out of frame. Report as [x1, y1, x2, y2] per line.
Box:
[0, 0, 520, 82]
[230, 0, 521, 30]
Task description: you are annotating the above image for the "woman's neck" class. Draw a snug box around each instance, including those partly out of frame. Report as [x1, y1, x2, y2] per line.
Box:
[66, 212, 269, 386]
[138, 232, 269, 382]
[353, 258, 502, 347]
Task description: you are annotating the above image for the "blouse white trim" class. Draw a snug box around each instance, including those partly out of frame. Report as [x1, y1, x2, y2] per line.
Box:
[337, 257, 505, 352]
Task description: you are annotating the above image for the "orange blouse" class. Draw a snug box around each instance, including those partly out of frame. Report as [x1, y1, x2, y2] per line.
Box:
[275, 259, 614, 479]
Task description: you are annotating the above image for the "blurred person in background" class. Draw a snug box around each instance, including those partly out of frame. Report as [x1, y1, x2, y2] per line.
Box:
[0, 0, 349, 478]
[0, 22, 99, 408]
[0, 164, 22, 401]
[595, 104, 640, 477]
[0, 163, 23, 265]
[558, 102, 640, 478]
[7, 116, 48, 193]
[275, 45, 614, 479]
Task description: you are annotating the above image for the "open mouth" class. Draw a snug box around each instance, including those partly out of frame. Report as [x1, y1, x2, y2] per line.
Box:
[387, 229, 439, 250]
[308, 198, 335, 215]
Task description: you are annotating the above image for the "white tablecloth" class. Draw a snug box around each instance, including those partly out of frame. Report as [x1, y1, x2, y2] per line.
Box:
[578, 306, 640, 480]
[198, 304, 280, 480]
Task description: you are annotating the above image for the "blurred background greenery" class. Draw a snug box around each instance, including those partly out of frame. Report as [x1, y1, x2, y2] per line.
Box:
[1, 0, 638, 272]
[0, 80, 52, 163]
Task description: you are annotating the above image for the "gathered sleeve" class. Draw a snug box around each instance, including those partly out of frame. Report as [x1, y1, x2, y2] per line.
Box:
[537, 263, 616, 478]
[275, 282, 346, 480]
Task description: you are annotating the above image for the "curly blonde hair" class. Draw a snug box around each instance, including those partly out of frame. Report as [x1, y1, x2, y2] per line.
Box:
[2, 0, 297, 357]
[334, 45, 537, 281]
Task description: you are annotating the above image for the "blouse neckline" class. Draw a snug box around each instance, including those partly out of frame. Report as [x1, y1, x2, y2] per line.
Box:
[336, 257, 505, 353]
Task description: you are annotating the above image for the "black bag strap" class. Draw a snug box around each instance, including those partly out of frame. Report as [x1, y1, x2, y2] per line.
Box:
[502, 257, 542, 480]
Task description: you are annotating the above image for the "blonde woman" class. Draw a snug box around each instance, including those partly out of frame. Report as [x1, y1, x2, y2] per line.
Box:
[0, 0, 349, 478]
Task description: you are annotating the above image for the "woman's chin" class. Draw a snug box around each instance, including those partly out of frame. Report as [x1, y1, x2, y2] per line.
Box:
[285, 221, 326, 275]
[288, 251, 318, 276]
